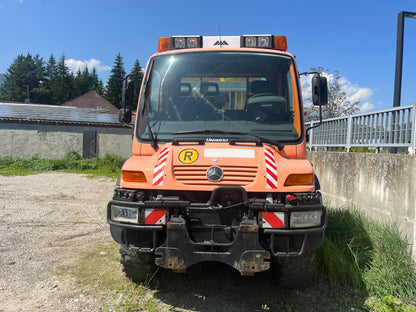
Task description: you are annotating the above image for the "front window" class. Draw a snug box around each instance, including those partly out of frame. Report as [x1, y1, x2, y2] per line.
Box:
[137, 51, 302, 145]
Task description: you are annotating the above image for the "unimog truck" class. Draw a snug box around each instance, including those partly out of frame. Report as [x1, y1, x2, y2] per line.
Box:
[107, 34, 328, 287]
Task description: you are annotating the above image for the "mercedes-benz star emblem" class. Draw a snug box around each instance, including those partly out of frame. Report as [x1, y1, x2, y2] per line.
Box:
[206, 166, 224, 182]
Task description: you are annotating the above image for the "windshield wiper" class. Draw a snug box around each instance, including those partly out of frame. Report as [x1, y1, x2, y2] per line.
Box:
[148, 122, 158, 149]
[172, 129, 284, 150]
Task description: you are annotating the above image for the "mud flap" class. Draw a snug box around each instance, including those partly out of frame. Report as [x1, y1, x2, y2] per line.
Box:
[155, 216, 270, 275]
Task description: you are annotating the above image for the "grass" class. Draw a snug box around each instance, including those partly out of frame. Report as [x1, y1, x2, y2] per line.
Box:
[316, 208, 416, 311]
[67, 211, 416, 312]
[68, 240, 368, 312]
[0, 151, 125, 178]
[66, 240, 161, 312]
[2, 155, 415, 311]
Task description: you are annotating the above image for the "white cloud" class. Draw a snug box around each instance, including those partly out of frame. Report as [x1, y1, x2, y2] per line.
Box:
[359, 102, 375, 112]
[301, 73, 374, 113]
[65, 58, 111, 73]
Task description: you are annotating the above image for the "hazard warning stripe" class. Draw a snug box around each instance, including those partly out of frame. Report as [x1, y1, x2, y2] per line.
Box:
[145, 209, 166, 225]
[152, 147, 169, 186]
[262, 212, 285, 228]
[264, 148, 278, 189]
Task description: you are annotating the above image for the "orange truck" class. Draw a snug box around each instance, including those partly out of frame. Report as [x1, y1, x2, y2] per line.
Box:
[107, 34, 328, 287]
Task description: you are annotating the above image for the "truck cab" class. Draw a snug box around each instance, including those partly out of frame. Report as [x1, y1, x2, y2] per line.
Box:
[108, 34, 327, 287]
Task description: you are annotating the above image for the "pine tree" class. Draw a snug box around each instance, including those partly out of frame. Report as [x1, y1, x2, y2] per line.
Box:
[105, 53, 126, 108]
[129, 59, 143, 107]
[0, 53, 46, 103]
[90, 67, 103, 95]
[50, 54, 74, 104]
[30, 54, 51, 103]
[45, 54, 57, 81]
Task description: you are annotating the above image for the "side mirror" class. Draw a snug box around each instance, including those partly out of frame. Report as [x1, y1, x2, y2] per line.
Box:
[119, 78, 135, 123]
[312, 75, 328, 106]
[122, 79, 135, 108]
[118, 108, 132, 123]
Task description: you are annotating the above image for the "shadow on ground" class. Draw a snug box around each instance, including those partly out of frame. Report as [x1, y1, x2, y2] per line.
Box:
[144, 262, 367, 312]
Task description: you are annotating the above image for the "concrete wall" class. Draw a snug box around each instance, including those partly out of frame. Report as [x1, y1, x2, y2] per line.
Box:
[0, 127, 133, 159]
[307, 151, 416, 258]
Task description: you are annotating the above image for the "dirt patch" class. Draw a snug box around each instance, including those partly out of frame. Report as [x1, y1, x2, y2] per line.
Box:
[0, 172, 374, 312]
[0, 173, 115, 312]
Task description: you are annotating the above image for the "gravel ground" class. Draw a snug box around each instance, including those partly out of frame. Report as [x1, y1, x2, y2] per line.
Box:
[0, 172, 378, 312]
[0, 172, 115, 312]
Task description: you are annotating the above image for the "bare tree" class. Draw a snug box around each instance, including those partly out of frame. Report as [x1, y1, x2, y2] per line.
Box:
[304, 67, 359, 121]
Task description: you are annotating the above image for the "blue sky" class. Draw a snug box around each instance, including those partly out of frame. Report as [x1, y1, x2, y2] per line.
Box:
[1, 0, 415, 111]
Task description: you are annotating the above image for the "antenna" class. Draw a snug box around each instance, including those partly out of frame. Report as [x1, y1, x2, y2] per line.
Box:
[218, 24, 223, 47]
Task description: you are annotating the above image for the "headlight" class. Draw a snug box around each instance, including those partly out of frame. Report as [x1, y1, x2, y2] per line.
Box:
[290, 210, 322, 228]
[111, 205, 138, 224]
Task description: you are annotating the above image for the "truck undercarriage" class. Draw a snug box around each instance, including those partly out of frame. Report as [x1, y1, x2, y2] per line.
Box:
[108, 186, 326, 284]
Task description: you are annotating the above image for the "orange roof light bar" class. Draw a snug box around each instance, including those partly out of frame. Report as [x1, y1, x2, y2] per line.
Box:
[158, 37, 171, 52]
[273, 35, 287, 51]
[158, 35, 288, 51]
[241, 35, 287, 51]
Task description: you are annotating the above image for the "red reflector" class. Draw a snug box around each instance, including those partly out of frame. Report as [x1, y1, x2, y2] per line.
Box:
[145, 209, 166, 225]
[262, 212, 285, 228]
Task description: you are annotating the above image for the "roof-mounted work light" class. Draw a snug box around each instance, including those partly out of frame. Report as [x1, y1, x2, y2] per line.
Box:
[241, 35, 287, 51]
[158, 36, 202, 52]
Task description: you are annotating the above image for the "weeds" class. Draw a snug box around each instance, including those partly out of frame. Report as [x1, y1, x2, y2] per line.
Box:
[0, 152, 125, 178]
[3, 155, 416, 310]
[316, 208, 416, 309]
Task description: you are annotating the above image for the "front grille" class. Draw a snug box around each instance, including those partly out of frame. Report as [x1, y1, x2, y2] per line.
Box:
[174, 165, 257, 186]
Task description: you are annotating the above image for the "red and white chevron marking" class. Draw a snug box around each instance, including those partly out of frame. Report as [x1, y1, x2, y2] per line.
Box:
[262, 212, 285, 228]
[264, 148, 278, 189]
[152, 147, 169, 186]
[145, 209, 166, 225]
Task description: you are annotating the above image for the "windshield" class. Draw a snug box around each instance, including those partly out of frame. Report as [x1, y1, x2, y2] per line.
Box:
[137, 51, 302, 145]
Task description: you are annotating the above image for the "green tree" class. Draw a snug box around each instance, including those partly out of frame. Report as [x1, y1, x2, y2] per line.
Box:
[45, 54, 57, 81]
[73, 66, 90, 97]
[90, 67, 104, 95]
[0, 53, 46, 103]
[305, 67, 359, 121]
[49, 54, 74, 104]
[105, 53, 126, 108]
[129, 59, 143, 107]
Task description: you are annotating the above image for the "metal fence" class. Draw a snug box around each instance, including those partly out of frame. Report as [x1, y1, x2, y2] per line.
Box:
[306, 103, 416, 154]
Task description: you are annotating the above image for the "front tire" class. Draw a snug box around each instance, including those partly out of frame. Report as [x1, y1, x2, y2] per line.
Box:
[119, 245, 157, 283]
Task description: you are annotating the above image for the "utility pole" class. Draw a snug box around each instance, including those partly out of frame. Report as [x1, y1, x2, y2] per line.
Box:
[393, 11, 416, 108]
[391, 11, 416, 153]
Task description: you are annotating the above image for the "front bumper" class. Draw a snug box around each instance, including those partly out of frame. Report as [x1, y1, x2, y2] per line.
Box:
[107, 192, 327, 275]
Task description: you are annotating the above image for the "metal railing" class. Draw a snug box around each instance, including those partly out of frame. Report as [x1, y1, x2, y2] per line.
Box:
[306, 103, 416, 154]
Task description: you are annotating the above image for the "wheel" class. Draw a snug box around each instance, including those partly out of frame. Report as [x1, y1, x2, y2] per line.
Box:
[271, 251, 315, 288]
[119, 244, 157, 283]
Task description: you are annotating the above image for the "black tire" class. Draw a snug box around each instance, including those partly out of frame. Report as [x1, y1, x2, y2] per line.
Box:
[119, 245, 157, 283]
[271, 251, 315, 289]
